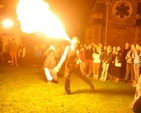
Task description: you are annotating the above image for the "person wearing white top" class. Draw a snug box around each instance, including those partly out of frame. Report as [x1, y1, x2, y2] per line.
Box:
[92, 46, 102, 80]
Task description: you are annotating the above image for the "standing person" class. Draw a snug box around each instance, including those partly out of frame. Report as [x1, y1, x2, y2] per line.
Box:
[124, 44, 135, 84]
[85, 44, 93, 77]
[92, 45, 102, 80]
[121, 42, 130, 79]
[131, 75, 141, 113]
[79, 45, 86, 75]
[53, 37, 94, 95]
[109, 46, 116, 81]
[0, 37, 2, 54]
[114, 46, 123, 82]
[0, 38, 2, 62]
[9, 38, 18, 66]
[18, 43, 26, 66]
[33, 44, 41, 66]
[132, 44, 141, 86]
[100, 45, 112, 81]
[43, 44, 60, 83]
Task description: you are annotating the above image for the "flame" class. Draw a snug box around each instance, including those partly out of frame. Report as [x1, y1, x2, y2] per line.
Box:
[16, 0, 71, 41]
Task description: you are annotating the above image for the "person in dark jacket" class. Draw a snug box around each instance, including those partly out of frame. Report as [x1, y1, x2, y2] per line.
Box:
[100, 45, 112, 81]
[85, 44, 93, 77]
[121, 42, 130, 79]
[114, 46, 123, 82]
[18, 43, 26, 66]
[108, 46, 116, 81]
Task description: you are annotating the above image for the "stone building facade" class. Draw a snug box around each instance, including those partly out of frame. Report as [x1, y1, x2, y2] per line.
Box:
[86, 0, 141, 47]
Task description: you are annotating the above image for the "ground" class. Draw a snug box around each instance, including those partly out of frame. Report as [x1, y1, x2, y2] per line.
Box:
[0, 62, 135, 113]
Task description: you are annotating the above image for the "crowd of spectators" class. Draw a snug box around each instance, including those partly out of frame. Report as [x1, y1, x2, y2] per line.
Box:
[79, 42, 141, 87]
[1, 38, 141, 88]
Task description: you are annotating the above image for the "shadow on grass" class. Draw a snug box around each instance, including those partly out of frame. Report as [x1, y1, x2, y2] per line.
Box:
[72, 88, 135, 95]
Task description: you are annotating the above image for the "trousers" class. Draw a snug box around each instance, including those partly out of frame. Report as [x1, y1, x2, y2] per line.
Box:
[64, 66, 93, 93]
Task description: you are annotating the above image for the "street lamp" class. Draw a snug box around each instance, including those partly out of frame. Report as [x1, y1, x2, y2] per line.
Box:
[2, 19, 21, 45]
[3, 19, 14, 28]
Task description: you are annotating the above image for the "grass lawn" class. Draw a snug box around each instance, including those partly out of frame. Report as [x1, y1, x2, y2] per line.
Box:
[0, 62, 136, 113]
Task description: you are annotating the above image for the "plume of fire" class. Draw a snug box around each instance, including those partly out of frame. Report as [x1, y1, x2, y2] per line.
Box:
[16, 0, 71, 42]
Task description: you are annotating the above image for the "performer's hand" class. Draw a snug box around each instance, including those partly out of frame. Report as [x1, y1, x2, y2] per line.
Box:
[76, 59, 81, 65]
[53, 66, 60, 73]
[105, 61, 108, 64]
[50, 45, 55, 51]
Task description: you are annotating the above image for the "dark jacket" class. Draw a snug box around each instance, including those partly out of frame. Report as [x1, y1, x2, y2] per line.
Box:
[85, 48, 93, 60]
[115, 50, 123, 63]
[100, 50, 112, 64]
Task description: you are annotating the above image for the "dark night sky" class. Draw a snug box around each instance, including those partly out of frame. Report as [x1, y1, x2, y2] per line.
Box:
[0, 0, 95, 32]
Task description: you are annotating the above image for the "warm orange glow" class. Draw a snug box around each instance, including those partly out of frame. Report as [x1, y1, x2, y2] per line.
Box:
[16, 0, 71, 41]
[3, 19, 14, 28]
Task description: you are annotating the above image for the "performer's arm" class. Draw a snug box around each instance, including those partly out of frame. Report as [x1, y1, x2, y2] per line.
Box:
[76, 50, 81, 64]
[56, 46, 69, 69]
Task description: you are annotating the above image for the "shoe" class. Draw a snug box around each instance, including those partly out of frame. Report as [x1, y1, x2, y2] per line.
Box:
[95, 77, 98, 80]
[100, 77, 104, 81]
[47, 80, 51, 84]
[93, 75, 95, 79]
[95, 75, 98, 80]
[124, 80, 128, 83]
[51, 79, 58, 84]
[130, 83, 133, 86]
[86, 74, 90, 77]
[114, 78, 119, 82]
[103, 77, 107, 81]
[90, 83, 95, 90]
[64, 91, 71, 95]
[132, 84, 136, 87]
[91, 85, 95, 90]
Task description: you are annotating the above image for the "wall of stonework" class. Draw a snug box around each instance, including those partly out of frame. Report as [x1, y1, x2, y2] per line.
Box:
[86, 0, 140, 46]
[0, 27, 21, 53]
[106, 26, 135, 47]
[135, 26, 141, 43]
[85, 25, 102, 44]
[108, 0, 136, 26]
[103, 0, 137, 46]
